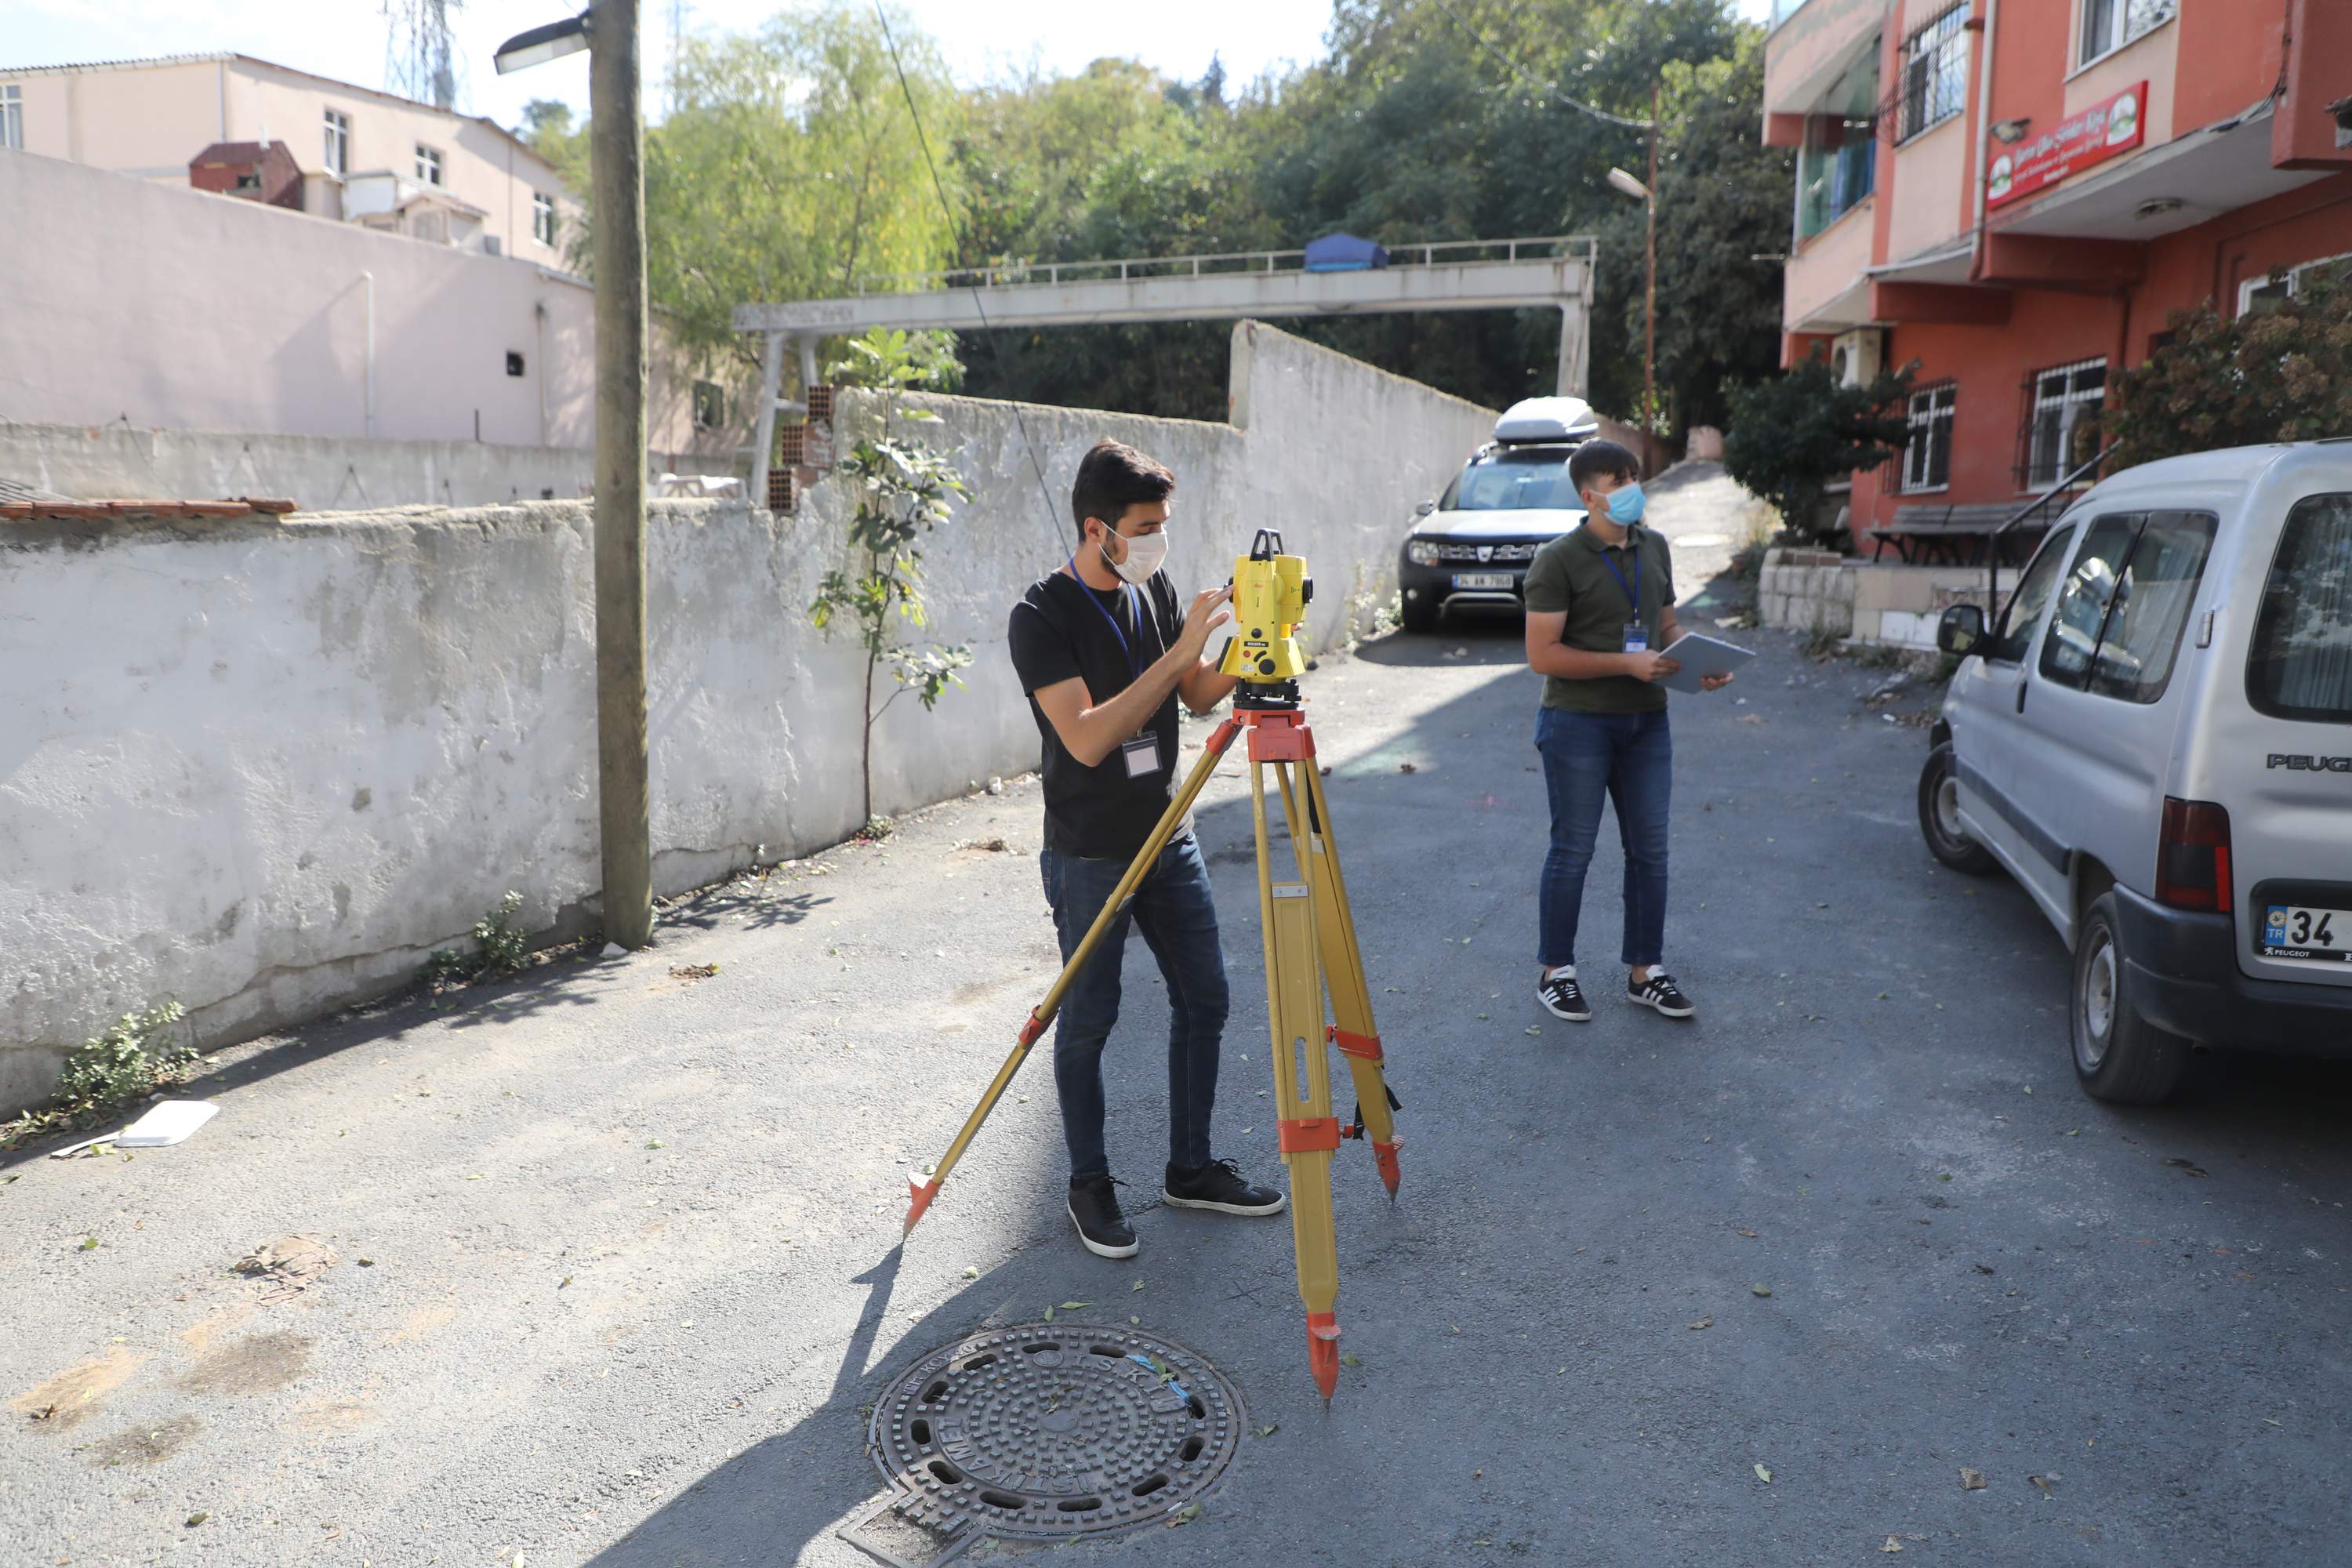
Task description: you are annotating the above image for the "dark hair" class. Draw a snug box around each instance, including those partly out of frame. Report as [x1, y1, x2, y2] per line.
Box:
[1567, 438, 1641, 499]
[1070, 438, 1176, 539]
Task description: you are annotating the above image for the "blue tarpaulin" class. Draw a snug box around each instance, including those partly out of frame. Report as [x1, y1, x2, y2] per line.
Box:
[1304, 233, 1389, 273]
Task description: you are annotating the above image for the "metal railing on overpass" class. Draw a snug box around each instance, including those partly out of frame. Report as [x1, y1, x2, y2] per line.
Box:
[846, 235, 1598, 295]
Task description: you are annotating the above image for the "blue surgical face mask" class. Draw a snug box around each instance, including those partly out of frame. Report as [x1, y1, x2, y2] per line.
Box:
[1605, 482, 1646, 526]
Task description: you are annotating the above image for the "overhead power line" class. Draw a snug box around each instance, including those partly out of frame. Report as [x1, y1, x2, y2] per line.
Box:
[871, 2, 1073, 565]
[1428, 0, 1655, 130]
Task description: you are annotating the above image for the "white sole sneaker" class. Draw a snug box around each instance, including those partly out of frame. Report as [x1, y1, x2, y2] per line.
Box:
[1066, 1198, 1139, 1259]
[1537, 974, 1592, 1022]
[1160, 1188, 1287, 1217]
[1627, 990, 1696, 1019]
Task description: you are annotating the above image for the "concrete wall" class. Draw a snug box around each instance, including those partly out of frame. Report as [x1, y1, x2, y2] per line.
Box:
[0, 423, 738, 513]
[1757, 549, 2005, 648]
[0, 151, 728, 459]
[0, 321, 1494, 1109]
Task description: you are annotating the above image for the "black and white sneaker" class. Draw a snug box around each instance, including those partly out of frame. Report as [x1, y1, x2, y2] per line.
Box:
[1068, 1176, 1139, 1258]
[1628, 971, 1696, 1018]
[1537, 966, 1592, 1022]
[1162, 1158, 1286, 1217]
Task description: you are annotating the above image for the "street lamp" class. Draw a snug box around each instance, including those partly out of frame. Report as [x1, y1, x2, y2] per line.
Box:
[495, 1, 655, 952]
[1608, 83, 1662, 447]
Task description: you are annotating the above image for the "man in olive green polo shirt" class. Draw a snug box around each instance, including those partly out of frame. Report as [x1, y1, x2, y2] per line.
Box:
[1520, 438, 1734, 1025]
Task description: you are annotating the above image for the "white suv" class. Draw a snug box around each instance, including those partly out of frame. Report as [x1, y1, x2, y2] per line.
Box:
[1918, 441, 2352, 1104]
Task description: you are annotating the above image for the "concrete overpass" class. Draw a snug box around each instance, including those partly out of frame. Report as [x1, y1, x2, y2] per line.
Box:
[735, 237, 1596, 503]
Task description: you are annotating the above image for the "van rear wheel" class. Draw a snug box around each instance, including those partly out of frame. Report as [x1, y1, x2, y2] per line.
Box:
[2071, 892, 2190, 1105]
[1918, 743, 1997, 875]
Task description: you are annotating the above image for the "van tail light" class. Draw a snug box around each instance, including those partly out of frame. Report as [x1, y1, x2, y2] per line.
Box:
[2155, 797, 2233, 913]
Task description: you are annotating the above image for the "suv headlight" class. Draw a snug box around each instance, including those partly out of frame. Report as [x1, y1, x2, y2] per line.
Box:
[1406, 539, 1441, 567]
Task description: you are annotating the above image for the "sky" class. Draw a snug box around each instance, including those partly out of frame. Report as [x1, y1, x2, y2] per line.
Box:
[5, 0, 1779, 133]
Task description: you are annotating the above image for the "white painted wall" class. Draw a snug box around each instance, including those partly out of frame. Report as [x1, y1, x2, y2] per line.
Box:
[0, 322, 1494, 1109]
[0, 151, 727, 457]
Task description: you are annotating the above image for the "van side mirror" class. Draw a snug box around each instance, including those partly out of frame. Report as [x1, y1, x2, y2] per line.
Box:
[1414, 499, 1437, 517]
[1937, 604, 1986, 655]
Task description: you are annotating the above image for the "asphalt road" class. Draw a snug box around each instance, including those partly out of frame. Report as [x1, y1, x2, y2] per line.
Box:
[5, 506, 2348, 1566]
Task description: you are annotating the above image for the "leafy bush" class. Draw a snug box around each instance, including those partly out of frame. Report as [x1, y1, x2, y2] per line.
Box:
[2, 1001, 194, 1150]
[425, 891, 530, 988]
[2109, 261, 2352, 465]
[1722, 354, 1915, 545]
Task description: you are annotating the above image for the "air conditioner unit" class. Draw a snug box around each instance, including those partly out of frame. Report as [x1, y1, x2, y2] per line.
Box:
[1830, 328, 1885, 389]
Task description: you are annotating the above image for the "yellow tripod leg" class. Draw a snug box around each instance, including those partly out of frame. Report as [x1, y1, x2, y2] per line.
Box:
[1255, 753, 1345, 1402]
[906, 718, 1240, 1232]
[1294, 760, 1403, 1197]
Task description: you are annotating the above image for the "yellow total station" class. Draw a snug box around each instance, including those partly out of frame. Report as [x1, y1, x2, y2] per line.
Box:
[1218, 527, 1314, 686]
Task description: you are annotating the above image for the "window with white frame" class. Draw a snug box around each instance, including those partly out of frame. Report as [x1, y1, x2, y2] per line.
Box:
[1893, 4, 1969, 144]
[2080, 0, 2176, 67]
[323, 108, 350, 175]
[2022, 358, 2107, 490]
[532, 191, 557, 246]
[2, 85, 21, 151]
[2238, 252, 2352, 318]
[1902, 383, 1958, 494]
[415, 143, 444, 185]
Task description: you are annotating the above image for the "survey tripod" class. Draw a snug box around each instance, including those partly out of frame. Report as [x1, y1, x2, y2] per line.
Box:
[904, 530, 1403, 1402]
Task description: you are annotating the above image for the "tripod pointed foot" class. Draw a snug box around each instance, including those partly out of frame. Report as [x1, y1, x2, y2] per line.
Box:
[1306, 1311, 1341, 1402]
[904, 1174, 938, 1233]
[1373, 1138, 1402, 1198]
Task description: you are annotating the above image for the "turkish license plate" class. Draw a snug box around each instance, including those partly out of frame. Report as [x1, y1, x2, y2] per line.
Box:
[1452, 572, 1514, 590]
[2260, 903, 2352, 962]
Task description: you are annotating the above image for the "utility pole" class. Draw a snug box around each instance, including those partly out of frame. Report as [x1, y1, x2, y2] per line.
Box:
[1644, 79, 1658, 445]
[590, 0, 653, 949]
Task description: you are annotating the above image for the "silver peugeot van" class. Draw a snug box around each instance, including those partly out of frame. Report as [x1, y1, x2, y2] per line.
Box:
[1918, 441, 2352, 1104]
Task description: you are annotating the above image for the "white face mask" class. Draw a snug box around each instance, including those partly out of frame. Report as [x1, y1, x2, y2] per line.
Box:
[1103, 526, 1168, 585]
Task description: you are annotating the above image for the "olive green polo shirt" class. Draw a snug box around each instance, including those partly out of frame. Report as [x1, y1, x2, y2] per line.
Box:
[1523, 524, 1679, 713]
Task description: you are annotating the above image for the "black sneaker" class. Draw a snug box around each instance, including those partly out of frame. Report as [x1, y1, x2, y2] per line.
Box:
[1537, 966, 1592, 1022]
[1628, 971, 1696, 1018]
[1162, 1158, 1287, 1217]
[1067, 1176, 1138, 1259]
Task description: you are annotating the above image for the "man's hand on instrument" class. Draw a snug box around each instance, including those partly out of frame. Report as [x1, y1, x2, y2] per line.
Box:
[1179, 584, 1236, 655]
[1700, 670, 1736, 691]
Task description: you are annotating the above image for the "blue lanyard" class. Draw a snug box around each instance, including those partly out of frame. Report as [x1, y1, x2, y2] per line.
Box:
[1597, 538, 1642, 620]
[1068, 557, 1143, 681]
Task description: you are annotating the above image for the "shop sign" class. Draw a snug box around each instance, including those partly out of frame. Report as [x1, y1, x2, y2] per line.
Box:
[1988, 82, 2147, 209]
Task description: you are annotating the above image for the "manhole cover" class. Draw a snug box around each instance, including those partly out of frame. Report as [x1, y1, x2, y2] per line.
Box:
[851, 1323, 1241, 1561]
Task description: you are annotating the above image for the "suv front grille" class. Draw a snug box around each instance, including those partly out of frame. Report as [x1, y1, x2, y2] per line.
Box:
[1432, 540, 1541, 563]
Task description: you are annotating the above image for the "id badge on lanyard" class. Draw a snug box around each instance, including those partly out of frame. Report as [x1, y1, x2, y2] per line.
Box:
[1119, 733, 1164, 779]
[1602, 542, 1646, 652]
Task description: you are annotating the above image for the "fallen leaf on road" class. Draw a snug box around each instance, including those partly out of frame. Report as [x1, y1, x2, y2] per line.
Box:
[186, 1512, 209, 1527]
[1043, 1306, 1055, 1323]
[1960, 1468, 1987, 1490]
[1341, 1354, 1362, 1367]
[1399, 763, 1417, 774]
[1524, 1027, 1541, 1036]
[1736, 1229, 1758, 1238]
[1688, 1317, 1713, 1330]
[1255, 1424, 1279, 1438]
[1755, 1464, 1773, 1483]
[1059, 1301, 1090, 1310]
[1881, 1538, 1904, 1553]
[1132, 1279, 1145, 1291]
[559, 1275, 572, 1288]
[1167, 1503, 1203, 1527]
[646, 1139, 664, 1149]
[2163, 1158, 2209, 1178]
[2029, 1475, 2054, 1497]
[961, 1267, 978, 1279]
[668, 964, 719, 981]
[1751, 1284, 1773, 1298]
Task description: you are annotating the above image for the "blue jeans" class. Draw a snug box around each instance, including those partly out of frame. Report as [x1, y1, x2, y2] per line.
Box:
[1040, 836, 1229, 1183]
[1534, 706, 1671, 971]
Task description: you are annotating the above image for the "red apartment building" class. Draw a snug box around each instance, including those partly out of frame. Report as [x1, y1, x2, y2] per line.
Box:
[1762, 0, 2352, 546]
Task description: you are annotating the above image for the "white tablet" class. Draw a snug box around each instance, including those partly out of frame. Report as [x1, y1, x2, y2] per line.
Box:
[1656, 632, 1755, 694]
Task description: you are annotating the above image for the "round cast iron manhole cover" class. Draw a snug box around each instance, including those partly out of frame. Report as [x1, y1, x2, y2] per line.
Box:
[865, 1323, 1243, 1545]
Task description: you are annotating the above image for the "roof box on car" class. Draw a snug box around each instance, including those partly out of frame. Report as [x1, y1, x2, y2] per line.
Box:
[1493, 397, 1600, 446]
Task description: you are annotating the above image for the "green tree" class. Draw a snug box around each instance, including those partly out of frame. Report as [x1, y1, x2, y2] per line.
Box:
[1722, 353, 1915, 543]
[2109, 263, 2352, 466]
[809, 329, 975, 834]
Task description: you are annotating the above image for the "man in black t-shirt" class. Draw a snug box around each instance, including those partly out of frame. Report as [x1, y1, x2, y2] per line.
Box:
[1007, 438, 1287, 1259]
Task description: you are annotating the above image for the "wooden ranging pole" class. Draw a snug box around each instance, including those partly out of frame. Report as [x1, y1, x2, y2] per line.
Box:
[590, 0, 653, 949]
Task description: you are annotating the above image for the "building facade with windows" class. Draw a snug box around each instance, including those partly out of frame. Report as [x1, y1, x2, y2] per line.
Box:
[0, 53, 576, 261]
[1762, 0, 2352, 543]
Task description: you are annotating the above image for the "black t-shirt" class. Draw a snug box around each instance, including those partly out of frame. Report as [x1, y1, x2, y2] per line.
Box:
[1007, 568, 1186, 860]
